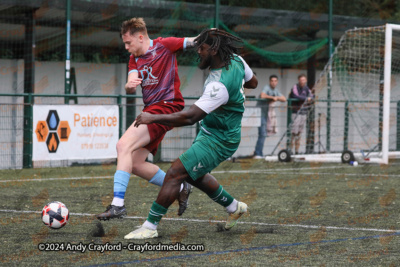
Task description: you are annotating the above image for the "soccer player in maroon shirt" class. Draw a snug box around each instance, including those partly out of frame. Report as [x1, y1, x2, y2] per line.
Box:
[96, 18, 197, 220]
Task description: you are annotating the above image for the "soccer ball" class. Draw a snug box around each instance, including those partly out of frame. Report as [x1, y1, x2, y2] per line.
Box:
[42, 201, 69, 229]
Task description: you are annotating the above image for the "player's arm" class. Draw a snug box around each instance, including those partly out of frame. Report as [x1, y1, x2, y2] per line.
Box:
[125, 71, 142, 94]
[238, 56, 257, 89]
[185, 36, 199, 48]
[135, 81, 229, 127]
[135, 105, 207, 127]
[161, 35, 199, 52]
[244, 75, 258, 89]
[126, 55, 142, 94]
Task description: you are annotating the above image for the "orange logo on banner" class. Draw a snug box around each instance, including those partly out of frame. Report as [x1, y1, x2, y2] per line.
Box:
[46, 133, 59, 153]
[35, 121, 48, 142]
[36, 110, 70, 153]
[57, 121, 71, 142]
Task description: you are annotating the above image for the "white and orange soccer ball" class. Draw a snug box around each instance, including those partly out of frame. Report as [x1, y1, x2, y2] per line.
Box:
[41, 201, 69, 229]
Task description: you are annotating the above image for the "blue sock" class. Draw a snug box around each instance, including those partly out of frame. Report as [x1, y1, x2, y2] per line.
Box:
[113, 170, 130, 199]
[149, 169, 166, 187]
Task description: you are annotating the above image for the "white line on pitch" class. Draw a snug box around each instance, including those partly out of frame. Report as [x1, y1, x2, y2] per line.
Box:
[0, 176, 114, 183]
[268, 172, 400, 177]
[0, 209, 397, 233]
[0, 166, 359, 183]
[212, 165, 353, 174]
[1, 169, 398, 183]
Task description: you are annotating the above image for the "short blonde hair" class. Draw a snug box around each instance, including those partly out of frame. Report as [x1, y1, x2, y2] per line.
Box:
[121, 17, 147, 36]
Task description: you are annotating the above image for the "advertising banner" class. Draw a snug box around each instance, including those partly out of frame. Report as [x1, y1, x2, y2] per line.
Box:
[33, 105, 118, 161]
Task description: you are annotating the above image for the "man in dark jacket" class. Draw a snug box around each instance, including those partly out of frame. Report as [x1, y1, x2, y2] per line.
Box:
[289, 74, 313, 154]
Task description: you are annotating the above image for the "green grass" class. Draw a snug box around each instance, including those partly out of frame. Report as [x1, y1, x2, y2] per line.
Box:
[1, 160, 400, 266]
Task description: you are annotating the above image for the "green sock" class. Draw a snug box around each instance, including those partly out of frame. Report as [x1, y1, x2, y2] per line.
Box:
[147, 201, 168, 225]
[208, 185, 234, 207]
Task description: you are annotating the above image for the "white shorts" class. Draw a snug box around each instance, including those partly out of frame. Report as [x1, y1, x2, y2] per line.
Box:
[291, 113, 307, 135]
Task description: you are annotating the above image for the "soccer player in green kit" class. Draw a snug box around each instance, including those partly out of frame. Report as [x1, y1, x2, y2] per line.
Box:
[127, 29, 258, 239]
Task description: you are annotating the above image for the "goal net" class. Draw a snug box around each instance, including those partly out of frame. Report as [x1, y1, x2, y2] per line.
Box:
[295, 24, 400, 164]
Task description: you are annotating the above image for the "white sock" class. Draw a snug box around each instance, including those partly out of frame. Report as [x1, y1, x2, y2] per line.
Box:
[179, 183, 184, 192]
[143, 220, 158, 230]
[226, 199, 238, 213]
[111, 197, 124, 207]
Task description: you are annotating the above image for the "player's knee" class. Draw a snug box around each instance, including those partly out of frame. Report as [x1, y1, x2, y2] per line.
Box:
[116, 139, 130, 155]
[165, 166, 186, 185]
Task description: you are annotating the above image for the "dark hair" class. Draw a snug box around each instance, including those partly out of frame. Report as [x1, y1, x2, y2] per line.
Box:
[298, 74, 307, 80]
[269, 75, 278, 80]
[194, 29, 243, 70]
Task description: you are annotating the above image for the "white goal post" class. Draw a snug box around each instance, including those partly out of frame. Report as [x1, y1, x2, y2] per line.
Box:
[266, 24, 400, 165]
[382, 24, 400, 164]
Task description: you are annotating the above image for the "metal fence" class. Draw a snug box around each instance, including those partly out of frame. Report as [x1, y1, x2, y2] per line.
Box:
[1, 94, 399, 169]
[0, 94, 199, 169]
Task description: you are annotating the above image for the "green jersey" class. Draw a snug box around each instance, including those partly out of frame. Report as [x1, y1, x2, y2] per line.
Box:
[181, 55, 253, 179]
[194, 55, 246, 145]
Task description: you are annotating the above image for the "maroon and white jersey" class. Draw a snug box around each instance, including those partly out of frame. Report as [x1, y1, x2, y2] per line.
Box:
[128, 37, 188, 107]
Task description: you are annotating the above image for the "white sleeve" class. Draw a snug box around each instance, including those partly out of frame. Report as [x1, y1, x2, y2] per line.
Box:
[238, 55, 253, 82]
[194, 81, 229, 114]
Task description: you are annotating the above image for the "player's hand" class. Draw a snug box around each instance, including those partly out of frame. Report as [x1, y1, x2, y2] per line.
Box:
[134, 112, 153, 127]
[125, 78, 142, 94]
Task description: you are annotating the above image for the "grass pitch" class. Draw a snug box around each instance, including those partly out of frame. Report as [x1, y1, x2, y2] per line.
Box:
[1, 160, 400, 266]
